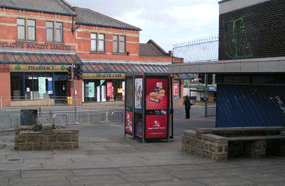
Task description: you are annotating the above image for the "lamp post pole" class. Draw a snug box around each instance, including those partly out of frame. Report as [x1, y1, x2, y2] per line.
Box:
[205, 73, 208, 117]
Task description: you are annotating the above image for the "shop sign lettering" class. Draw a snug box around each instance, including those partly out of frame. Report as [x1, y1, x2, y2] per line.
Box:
[0, 42, 71, 50]
[28, 66, 54, 70]
[96, 73, 122, 77]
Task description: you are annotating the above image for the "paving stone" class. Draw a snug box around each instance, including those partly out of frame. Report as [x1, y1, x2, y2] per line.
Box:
[147, 179, 205, 186]
[213, 168, 263, 176]
[66, 175, 125, 184]
[139, 159, 200, 166]
[78, 143, 107, 150]
[199, 162, 241, 169]
[72, 168, 121, 176]
[118, 166, 166, 174]
[1, 158, 23, 164]
[82, 137, 111, 142]
[193, 175, 254, 186]
[42, 160, 94, 170]
[7, 154, 53, 160]
[52, 150, 87, 155]
[87, 183, 144, 186]
[91, 159, 146, 168]
[238, 173, 285, 184]
[21, 170, 74, 178]
[119, 172, 175, 183]
[160, 164, 206, 171]
[23, 159, 55, 164]
[168, 170, 219, 179]
[9, 177, 71, 185]
[0, 162, 43, 171]
[101, 143, 134, 148]
[85, 149, 118, 155]
[0, 170, 20, 179]
[0, 178, 8, 186]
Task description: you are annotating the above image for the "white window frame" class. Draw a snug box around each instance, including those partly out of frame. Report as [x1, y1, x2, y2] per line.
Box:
[113, 35, 126, 54]
[17, 18, 36, 41]
[46, 21, 63, 43]
[91, 33, 105, 53]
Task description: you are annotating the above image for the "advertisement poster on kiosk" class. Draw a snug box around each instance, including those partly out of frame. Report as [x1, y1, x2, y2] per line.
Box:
[135, 78, 142, 109]
[146, 78, 168, 110]
[125, 111, 132, 134]
[146, 114, 167, 138]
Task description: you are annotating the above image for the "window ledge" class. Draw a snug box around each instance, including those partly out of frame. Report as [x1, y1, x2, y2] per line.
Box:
[16, 40, 37, 43]
[90, 51, 106, 54]
[45, 42, 64, 45]
[112, 53, 127, 55]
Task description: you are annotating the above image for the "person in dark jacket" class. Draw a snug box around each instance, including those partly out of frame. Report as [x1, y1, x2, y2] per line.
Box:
[183, 95, 191, 119]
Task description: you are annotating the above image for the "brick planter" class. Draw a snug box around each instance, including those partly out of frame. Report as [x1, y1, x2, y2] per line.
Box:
[182, 130, 228, 162]
[14, 118, 79, 151]
[182, 127, 285, 162]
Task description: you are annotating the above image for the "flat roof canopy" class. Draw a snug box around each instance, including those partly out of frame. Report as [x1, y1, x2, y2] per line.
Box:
[0, 51, 82, 65]
[168, 57, 285, 74]
[83, 62, 168, 73]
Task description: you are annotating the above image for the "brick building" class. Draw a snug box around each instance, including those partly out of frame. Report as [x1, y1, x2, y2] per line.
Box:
[0, 0, 183, 107]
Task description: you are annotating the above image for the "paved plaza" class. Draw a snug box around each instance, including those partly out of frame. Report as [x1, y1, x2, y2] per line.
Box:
[0, 106, 285, 185]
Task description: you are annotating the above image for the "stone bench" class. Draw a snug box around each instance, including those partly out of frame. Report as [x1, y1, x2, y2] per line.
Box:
[14, 117, 79, 151]
[182, 127, 285, 162]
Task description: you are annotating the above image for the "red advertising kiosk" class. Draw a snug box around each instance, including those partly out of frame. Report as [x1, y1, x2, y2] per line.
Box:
[124, 73, 173, 142]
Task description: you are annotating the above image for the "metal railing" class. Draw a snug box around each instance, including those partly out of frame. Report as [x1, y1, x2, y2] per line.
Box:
[53, 113, 68, 126]
[111, 111, 124, 124]
[0, 109, 124, 132]
[0, 112, 21, 132]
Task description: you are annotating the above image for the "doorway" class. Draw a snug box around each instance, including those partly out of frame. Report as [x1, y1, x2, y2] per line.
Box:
[55, 80, 67, 103]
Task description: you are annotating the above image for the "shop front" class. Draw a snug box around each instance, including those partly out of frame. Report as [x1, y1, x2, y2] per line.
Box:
[81, 61, 169, 104]
[83, 73, 125, 102]
[0, 50, 82, 106]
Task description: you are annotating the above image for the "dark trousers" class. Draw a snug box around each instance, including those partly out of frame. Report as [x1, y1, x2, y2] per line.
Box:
[185, 108, 190, 119]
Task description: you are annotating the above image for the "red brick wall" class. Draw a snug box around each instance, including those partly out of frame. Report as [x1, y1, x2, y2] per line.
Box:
[0, 65, 11, 106]
[67, 80, 82, 106]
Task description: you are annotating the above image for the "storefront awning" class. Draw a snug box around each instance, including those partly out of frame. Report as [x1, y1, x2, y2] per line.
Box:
[0, 51, 82, 65]
[82, 62, 168, 73]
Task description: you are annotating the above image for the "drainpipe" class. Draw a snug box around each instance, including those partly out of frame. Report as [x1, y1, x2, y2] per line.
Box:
[72, 16, 80, 34]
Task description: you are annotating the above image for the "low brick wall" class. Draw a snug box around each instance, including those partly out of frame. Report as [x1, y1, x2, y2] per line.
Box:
[14, 118, 78, 151]
[182, 127, 285, 162]
[182, 130, 228, 162]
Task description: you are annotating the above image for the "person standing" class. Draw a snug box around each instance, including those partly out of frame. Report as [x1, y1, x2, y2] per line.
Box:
[184, 95, 191, 119]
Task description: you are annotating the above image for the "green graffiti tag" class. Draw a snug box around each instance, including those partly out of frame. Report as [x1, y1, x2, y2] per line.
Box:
[223, 17, 253, 59]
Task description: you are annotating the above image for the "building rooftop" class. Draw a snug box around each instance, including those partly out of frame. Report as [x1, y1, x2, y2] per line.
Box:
[139, 44, 164, 57]
[0, 0, 76, 15]
[76, 7, 141, 31]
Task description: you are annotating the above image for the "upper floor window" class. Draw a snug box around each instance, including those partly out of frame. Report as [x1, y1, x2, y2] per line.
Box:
[120, 36, 125, 53]
[17, 18, 36, 41]
[46, 21, 62, 43]
[113, 35, 125, 53]
[91, 33, 105, 52]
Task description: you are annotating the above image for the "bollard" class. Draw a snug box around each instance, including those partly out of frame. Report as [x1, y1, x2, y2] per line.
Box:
[39, 107, 41, 117]
[49, 111, 53, 122]
[106, 105, 108, 122]
[74, 106, 77, 124]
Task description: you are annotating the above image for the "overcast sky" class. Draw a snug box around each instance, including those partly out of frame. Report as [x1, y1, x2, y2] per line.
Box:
[67, 0, 219, 52]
